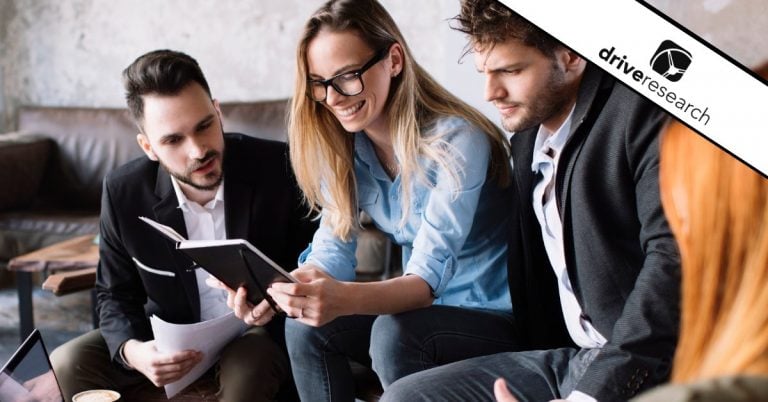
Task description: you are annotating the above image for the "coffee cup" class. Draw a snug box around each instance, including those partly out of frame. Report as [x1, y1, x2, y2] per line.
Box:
[71, 389, 121, 402]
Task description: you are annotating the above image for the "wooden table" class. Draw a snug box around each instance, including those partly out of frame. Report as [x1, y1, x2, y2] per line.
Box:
[7, 234, 98, 341]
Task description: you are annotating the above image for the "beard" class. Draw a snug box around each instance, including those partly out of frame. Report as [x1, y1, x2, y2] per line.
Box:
[161, 149, 224, 191]
[500, 63, 571, 133]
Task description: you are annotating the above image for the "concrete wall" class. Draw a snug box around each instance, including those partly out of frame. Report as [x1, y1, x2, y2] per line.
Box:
[0, 0, 765, 133]
[0, 0, 478, 132]
[646, 0, 768, 68]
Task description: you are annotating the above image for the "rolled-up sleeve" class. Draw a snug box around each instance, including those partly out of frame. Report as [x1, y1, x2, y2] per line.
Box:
[405, 123, 491, 297]
[299, 212, 358, 281]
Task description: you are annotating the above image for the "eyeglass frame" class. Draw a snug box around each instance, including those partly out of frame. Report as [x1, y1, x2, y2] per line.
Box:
[306, 46, 391, 102]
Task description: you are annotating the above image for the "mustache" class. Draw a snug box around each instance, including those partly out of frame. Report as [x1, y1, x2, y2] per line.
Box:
[188, 150, 220, 172]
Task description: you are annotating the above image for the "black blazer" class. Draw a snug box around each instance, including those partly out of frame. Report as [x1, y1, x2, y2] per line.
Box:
[95, 133, 317, 363]
[507, 65, 681, 400]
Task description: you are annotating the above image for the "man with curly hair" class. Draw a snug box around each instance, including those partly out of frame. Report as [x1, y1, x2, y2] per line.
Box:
[381, 1, 681, 401]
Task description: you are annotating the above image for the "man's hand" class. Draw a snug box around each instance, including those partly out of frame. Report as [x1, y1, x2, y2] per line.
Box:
[228, 286, 276, 327]
[207, 276, 276, 326]
[122, 339, 202, 387]
[493, 378, 567, 402]
[267, 265, 347, 327]
[494, 378, 519, 402]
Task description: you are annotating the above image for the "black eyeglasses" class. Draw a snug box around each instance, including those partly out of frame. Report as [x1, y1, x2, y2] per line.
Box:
[306, 47, 390, 102]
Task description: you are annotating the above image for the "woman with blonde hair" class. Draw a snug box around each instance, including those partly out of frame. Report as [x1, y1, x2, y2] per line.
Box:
[228, 0, 519, 400]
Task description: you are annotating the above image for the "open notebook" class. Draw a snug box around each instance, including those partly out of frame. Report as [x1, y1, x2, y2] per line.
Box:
[0, 329, 64, 402]
[139, 216, 296, 310]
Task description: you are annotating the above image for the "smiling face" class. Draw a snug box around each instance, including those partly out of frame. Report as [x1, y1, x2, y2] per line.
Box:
[306, 29, 401, 138]
[475, 39, 583, 133]
[136, 82, 225, 198]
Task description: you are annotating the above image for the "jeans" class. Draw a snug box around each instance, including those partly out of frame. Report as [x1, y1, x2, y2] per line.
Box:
[284, 305, 519, 402]
[380, 347, 599, 402]
[285, 315, 376, 402]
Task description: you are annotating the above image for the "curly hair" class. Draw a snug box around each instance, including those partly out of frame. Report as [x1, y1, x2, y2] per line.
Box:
[452, 0, 562, 58]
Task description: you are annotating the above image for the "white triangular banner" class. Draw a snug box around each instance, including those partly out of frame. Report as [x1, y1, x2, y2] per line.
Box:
[499, 0, 768, 176]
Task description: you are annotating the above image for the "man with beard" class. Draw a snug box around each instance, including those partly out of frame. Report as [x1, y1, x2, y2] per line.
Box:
[50, 50, 316, 402]
[381, 1, 680, 402]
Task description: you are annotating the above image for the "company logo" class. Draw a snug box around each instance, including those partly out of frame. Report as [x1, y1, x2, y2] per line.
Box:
[599, 45, 711, 126]
[649, 40, 692, 82]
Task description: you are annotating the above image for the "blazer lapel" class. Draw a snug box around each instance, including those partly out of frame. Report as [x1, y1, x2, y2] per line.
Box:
[152, 168, 201, 321]
[554, 65, 611, 301]
[556, 64, 606, 218]
[223, 167, 254, 241]
[510, 128, 538, 218]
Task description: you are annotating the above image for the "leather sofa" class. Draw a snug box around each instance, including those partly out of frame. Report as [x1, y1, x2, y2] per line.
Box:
[0, 100, 392, 277]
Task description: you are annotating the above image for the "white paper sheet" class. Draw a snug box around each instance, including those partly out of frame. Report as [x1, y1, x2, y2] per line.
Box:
[149, 313, 247, 398]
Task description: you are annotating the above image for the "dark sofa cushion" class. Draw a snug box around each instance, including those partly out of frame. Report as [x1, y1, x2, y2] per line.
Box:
[0, 132, 53, 210]
[18, 107, 141, 210]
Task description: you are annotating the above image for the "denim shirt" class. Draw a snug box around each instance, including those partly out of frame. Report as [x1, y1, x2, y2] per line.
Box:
[301, 116, 513, 311]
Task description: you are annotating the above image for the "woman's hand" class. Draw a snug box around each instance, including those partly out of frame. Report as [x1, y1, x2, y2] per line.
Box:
[207, 277, 275, 326]
[267, 265, 348, 327]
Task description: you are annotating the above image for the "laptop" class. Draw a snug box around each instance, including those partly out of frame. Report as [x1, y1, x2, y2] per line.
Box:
[0, 329, 64, 402]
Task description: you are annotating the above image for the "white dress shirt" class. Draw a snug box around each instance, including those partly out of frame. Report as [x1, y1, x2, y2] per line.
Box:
[505, 108, 605, 402]
[171, 177, 231, 321]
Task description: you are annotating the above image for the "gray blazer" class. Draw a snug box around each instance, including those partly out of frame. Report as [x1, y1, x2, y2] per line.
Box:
[507, 64, 681, 400]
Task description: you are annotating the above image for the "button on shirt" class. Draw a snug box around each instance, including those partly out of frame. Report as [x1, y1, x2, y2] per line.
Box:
[528, 106, 608, 350]
[171, 177, 231, 321]
[301, 116, 513, 311]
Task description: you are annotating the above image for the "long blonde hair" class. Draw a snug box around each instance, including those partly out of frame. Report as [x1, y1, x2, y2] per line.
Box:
[289, 0, 509, 241]
[660, 73, 768, 382]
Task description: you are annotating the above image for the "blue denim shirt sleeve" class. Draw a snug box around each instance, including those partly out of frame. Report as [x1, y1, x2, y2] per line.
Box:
[298, 212, 358, 282]
[404, 121, 492, 297]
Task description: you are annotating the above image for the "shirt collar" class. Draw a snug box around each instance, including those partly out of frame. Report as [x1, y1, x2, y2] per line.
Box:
[531, 104, 577, 172]
[503, 130, 514, 145]
[354, 132, 393, 181]
[171, 176, 225, 211]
